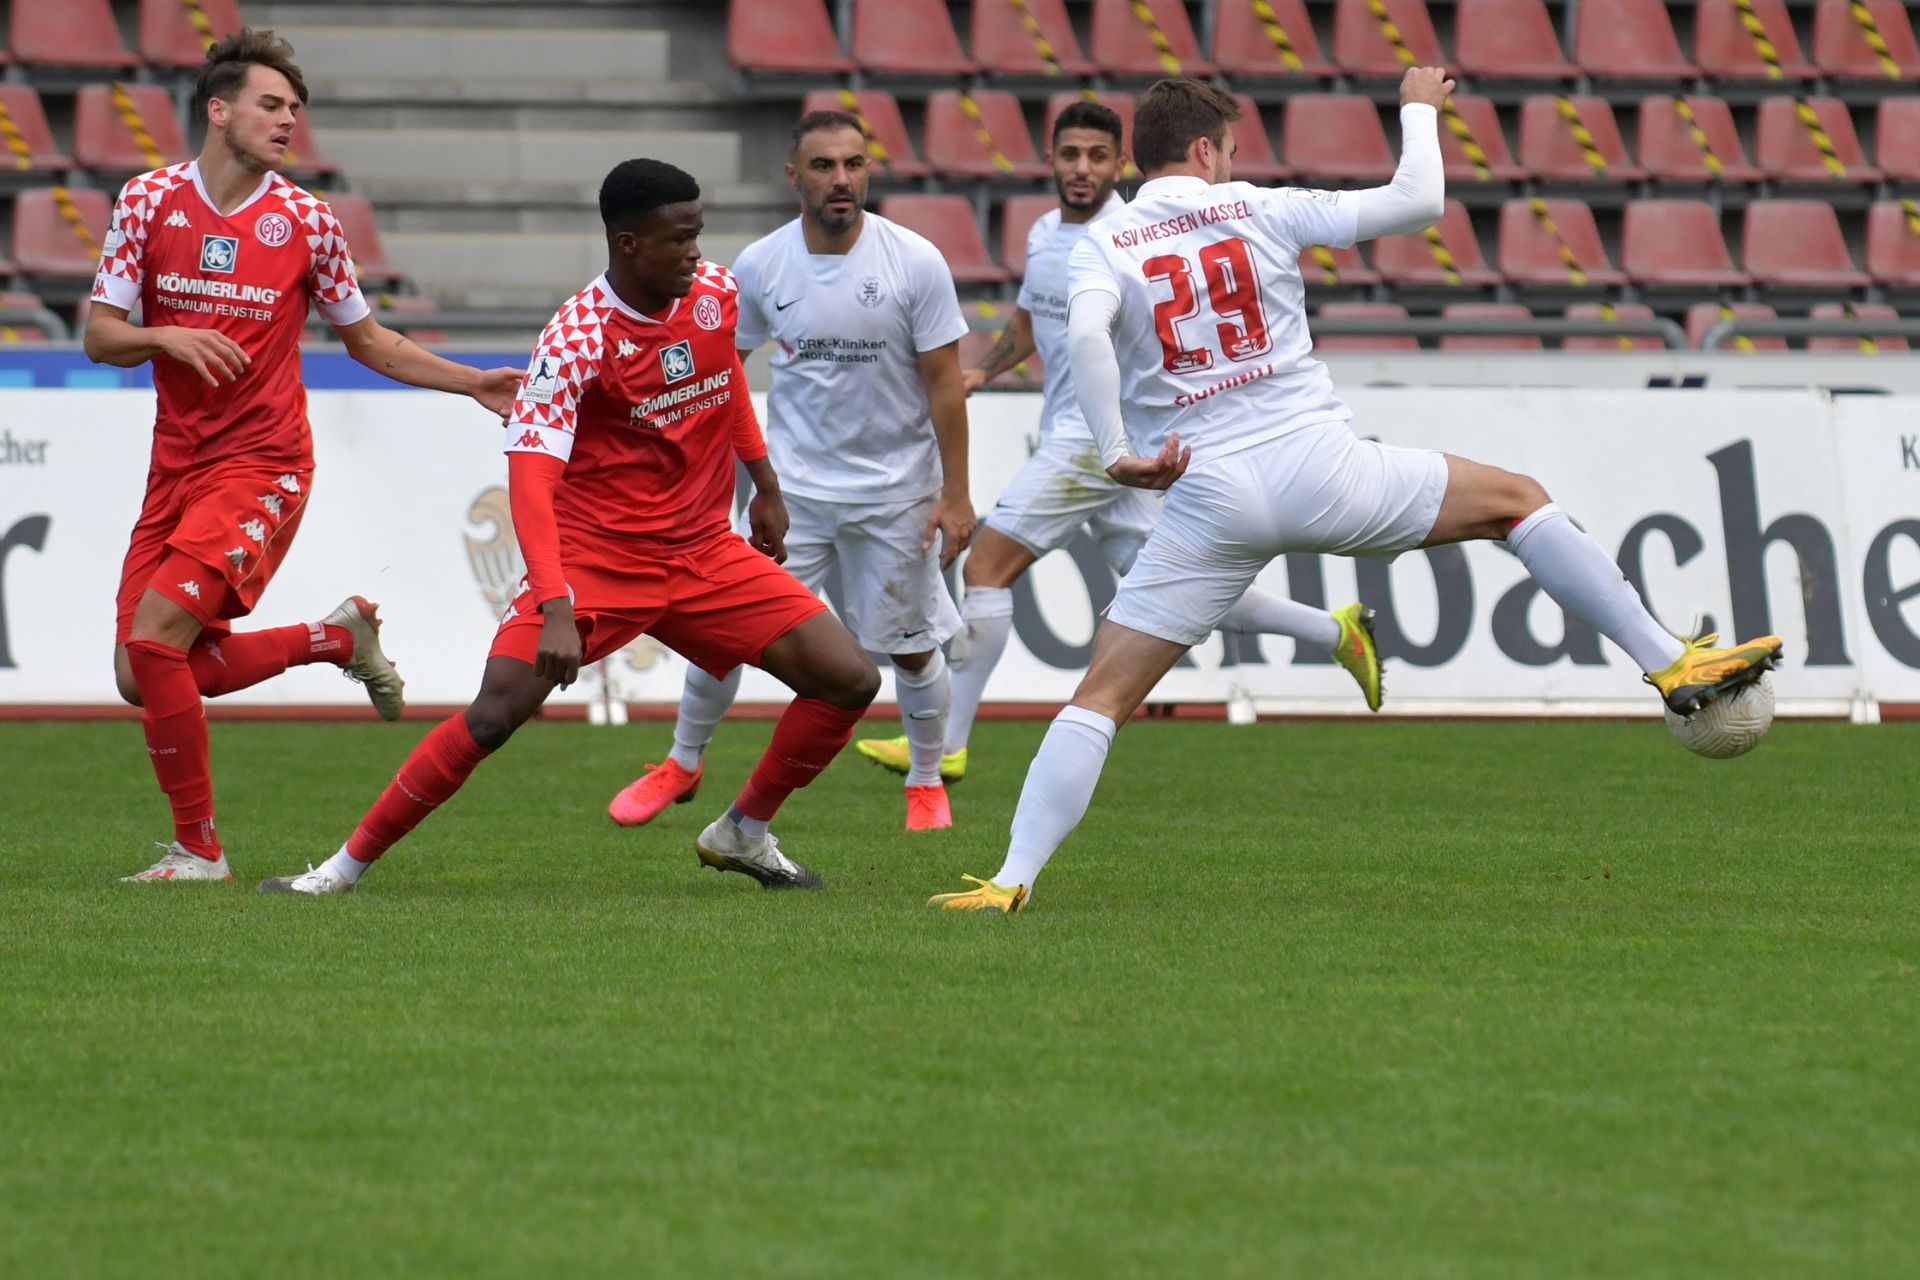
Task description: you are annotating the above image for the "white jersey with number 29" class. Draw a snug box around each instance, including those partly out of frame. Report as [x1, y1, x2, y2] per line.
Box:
[1067, 175, 1360, 462]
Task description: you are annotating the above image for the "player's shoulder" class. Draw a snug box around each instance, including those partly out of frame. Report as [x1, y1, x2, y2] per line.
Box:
[1027, 207, 1064, 248]
[734, 222, 794, 273]
[863, 213, 947, 271]
[691, 260, 739, 296]
[261, 173, 343, 225]
[115, 162, 197, 212]
[538, 276, 621, 342]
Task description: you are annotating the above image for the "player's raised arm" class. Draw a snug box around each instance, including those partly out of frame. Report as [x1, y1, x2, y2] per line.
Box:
[1346, 68, 1449, 241]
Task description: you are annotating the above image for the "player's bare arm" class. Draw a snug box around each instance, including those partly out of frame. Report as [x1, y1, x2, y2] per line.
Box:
[918, 341, 974, 566]
[83, 304, 250, 387]
[743, 455, 789, 563]
[335, 315, 522, 416]
[961, 308, 1035, 395]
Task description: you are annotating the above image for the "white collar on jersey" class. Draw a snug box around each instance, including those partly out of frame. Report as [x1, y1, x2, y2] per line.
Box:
[1136, 175, 1213, 199]
[186, 161, 275, 219]
[593, 272, 680, 325]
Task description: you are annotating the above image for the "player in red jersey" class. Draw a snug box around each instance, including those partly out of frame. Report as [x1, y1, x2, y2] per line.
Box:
[86, 30, 522, 883]
[257, 159, 881, 895]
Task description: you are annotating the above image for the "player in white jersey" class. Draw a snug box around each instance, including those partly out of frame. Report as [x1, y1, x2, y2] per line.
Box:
[930, 73, 1784, 912]
[853, 101, 1383, 786]
[610, 109, 975, 833]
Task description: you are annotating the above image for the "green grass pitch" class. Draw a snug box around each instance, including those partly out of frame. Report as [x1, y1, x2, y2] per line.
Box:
[2, 717, 1916, 1278]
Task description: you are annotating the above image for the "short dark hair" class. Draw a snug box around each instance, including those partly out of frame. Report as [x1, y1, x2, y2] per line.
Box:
[1131, 79, 1241, 174]
[599, 159, 701, 230]
[792, 109, 867, 153]
[1051, 101, 1125, 149]
[192, 28, 308, 131]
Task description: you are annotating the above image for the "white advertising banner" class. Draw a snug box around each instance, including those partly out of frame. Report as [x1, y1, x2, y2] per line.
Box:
[1, 387, 1916, 713]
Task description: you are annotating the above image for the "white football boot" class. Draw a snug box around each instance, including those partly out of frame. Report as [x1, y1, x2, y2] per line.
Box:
[694, 817, 823, 890]
[256, 862, 357, 895]
[326, 596, 406, 721]
[120, 841, 232, 882]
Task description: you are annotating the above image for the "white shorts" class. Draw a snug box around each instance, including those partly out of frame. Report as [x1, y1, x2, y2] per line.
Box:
[761, 490, 963, 654]
[1108, 421, 1448, 647]
[981, 435, 1162, 574]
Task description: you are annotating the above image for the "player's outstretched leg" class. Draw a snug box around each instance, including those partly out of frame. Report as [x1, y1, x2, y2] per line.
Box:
[608, 664, 740, 826]
[693, 613, 880, 889]
[1428, 456, 1782, 714]
[257, 657, 550, 894]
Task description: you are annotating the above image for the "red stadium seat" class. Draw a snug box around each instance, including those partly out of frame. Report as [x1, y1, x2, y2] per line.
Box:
[1696, 0, 1817, 80]
[1814, 0, 1920, 80]
[1636, 96, 1763, 183]
[1090, 0, 1214, 76]
[1563, 303, 1665, 351]
[324, 193, 405, 288]
[1455, 0, 1574, 80]
[801, 90, 931, 178]
[0, 290, 52, 341]
[1212, 0, 1336, 79]
[1314, 301, 1416, 351]
[0, 87, 75, 171]
[1333, 0, 1443, 79]
[1806, 301, 1909, 351]
[971, 0, 1094, 77]
[1299, 244, 1381, 288]
[1755, 97, 1882, 183]
[878, 195, 1010, 284]
[1687, 302, 1786, 350]
[9, 0, 140, 68]
[727, 0, 851, 73]
[1373, 200, 1502, 287]
[1228, 96, 1289, 182]
[853, 0, 975, 76]
[74, 85, 192, 172]
[1621, 200, 1750, 288]
[1875, 99, 1920, 181]
[11, 187, 112, 277]
[1517, 96, 1645, 181]
[1045, 94, 1136, 158]
[1744, 201, 1870, 288]
[1864, 201, 1920, 287]
[139, 0, 243, 68]
[1001, 196, 1057, 279]
[1436, 95, 1527, 182]
[1497, 198, 1624, 286]
[1439, 302, 1543, 351]
[1574, 0, 1696, 79]
[1284, 95, 1395, 182]
[282, 113, 338, 179]
[923, 91, 1044, 180]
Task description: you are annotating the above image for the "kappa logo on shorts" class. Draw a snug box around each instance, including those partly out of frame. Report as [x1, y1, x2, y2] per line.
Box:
[240, 518, 267, 544]
[660, 340, 695, 383]
[179, 580, 202, 600]
[226, 546, 247, 569]
[693, 295, 722, 331]
[276, 474, 302, 495]
[200, 235, 239, 274]
[257, 493, 284, 517]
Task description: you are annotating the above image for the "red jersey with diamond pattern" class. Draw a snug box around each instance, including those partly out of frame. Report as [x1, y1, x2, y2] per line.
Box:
[507, 264, 763, 546]
[93, 162, 370, 474]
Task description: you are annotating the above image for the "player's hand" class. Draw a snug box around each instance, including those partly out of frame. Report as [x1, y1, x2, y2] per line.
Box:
[534, 599, 583, 689]
[472, 366, 525, 420]
[1107, 433, 1191, 490]
[747, 488, 790, 563]
[961, 368, 990, 396]
[1399, 66, 1456, 109]
[157, 326, 250, 387]
[925, 493, 976, 569]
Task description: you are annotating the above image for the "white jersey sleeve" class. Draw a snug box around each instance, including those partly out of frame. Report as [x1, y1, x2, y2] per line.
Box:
[1249, 186, 1361, 253]
[904, 240, 970, 353]
[732, 242, 771, 350]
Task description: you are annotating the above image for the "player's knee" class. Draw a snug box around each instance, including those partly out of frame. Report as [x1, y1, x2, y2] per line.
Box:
[463, 700, 523, 751]
[114, 669, 143, 707]
[1510, 472, 1551, 517]
[833, 656, 883, 711]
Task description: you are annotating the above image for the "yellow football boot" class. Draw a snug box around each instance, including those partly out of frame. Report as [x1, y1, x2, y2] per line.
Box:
[1330, 603, 1384, 712]
[926, 874, 1027, 914]
[1645, 632, 1784, 716]
[854, 735, 967, 782]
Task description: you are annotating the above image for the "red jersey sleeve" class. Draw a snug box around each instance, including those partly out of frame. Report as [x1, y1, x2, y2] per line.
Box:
[506, 290, 606, 462]
[297, 196, 371, 327]
[92, 179, 156, 312]
[728, 352, 767, 462]
[507, 451, 568, 607]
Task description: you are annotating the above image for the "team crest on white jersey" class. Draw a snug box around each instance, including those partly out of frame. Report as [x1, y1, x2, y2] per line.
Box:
[200, 235, 239, 274]
[857, 276, 885, 309]
[693, 295, 722, 331]
[163, 211, 189, 230]
[660, 340, 695, 383]
[254, 212, 294, 246]
[616, 338, 639, 359]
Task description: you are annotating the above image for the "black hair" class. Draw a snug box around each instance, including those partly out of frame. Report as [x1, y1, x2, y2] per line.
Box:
[1052, 101, 1125, 148]
[599, 158, 702, 230]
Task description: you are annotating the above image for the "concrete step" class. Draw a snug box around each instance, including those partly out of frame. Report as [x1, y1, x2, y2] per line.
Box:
[257, 1, 651, 29]
[373, 181, 788, 236]
[274, 26, 670, 83]
[319, 127, 740, 189]
[388, 230, 758, 309]
[307, 79, 718, 116]
[310, 99, 726, 134]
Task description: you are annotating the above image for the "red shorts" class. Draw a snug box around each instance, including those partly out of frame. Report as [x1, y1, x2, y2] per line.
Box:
[115, 462, 313, 643]
[490, 530, 827, 678]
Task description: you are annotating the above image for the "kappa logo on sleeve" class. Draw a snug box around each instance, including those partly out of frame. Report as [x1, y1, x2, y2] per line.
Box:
[522, 354, 559, 404]
[199, 235, 239, 274]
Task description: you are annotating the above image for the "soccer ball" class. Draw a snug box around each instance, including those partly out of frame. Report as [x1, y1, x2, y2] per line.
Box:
[1664, 671, 1776, 759]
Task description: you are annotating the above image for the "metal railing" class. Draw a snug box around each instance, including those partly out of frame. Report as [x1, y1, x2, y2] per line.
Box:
[1698, 317, 1920, 351]
[0, 305, 72, 342]
[1310, 315, 1690, 349]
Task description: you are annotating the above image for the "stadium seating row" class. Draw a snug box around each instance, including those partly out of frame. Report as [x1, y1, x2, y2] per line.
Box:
[0, 83, 332, 177]
[819, 87, 1920, 185]
[885, 192, 1920, 290]
[733, 0, 1920, 85]
[1308, 301, 1907, 350]
[1, 0, 245, 70]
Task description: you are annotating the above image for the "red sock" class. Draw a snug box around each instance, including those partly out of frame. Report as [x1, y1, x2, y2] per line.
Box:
[125, 639, 220, 860]
[345, 713, 491, 862]
[189, 622, 354, 697]
[734, 698, 865, 822]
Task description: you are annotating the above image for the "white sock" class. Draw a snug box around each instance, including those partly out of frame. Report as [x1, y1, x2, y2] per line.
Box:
[894, 649, 950, 787]
[945, 587, 1013, 754]
[1507, 503, 1686, 673]
[995, 705, 1116, 890]
[1218, 586, 1343, 652]
[321, 845, 368, 884]
[726, 805, 768, 838]
[669, 664, 740, 770]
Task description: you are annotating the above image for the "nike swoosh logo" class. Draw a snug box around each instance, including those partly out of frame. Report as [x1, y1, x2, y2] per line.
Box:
[774, 298, 800, 311]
